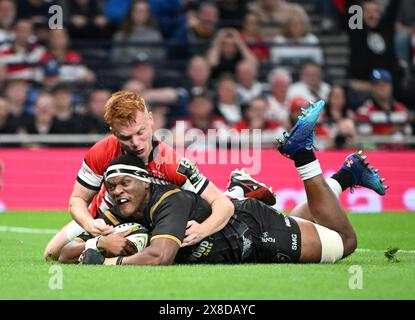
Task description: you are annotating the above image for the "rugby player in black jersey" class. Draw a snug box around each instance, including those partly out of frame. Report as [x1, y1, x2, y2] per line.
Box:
[60, 101, 387, 265]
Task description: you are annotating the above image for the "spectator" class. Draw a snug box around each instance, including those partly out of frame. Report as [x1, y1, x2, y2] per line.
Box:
[323, 85, 356, 125]
[248, 0, 308, 40]
[169, 1, 219, 59]
[0, 64, 7, 90]
[4, 79, 31, 131]
[239, 11, 269, 61]
[0, 0, 16, 43]
[41, 28, 94, 84]
[321, 85, 358, 149]
[41, 60, 61, 90]
[175, 55, 214, 116]
[126, 54, 180, 106]
[172, 88, 228, 149]
[236, 59, 266, 104]
[17, 0, 53, 45]
[215, 75, 242, 125]
[0, 97, 18, 133]
[185, 55, 212, 92]
[24, 92, 60, 134]
[233, 96, 285, 142]
[265, 67, 292, 127]
[63, 0, 111, 40]
[112, 0, 164, 64]
[271, 9, 324, 65]
[394, 0, 415, 68]
[52, 84, 85, 133]
[207, 28, 257, 80]
[0, 19, 45, 82]
[287, 62, 331, 103]
[80, 88, 111, 134]
[356, 69, 411, 140]
[346, 0, 401, 93]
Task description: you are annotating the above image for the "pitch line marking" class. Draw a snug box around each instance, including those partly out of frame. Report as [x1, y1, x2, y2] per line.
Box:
[0, 225, 58, 234]
[0, 226, 414, 254]
[355, 248, 415, 254]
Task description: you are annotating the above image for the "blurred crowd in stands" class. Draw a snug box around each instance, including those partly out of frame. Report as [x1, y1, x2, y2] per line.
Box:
[0, 0, 414, 149]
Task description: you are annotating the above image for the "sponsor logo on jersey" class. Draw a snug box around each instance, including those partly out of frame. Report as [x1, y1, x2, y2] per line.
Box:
[261, 232, 276, 243]
[291, 234, 298, 251]
[284, 215, 291, 228]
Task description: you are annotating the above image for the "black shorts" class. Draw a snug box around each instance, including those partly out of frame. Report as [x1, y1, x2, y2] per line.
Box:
[233, 198, 302, 263]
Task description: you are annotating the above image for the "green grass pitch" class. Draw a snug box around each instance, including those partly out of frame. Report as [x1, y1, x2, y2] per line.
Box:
[0, 211, 414, 300]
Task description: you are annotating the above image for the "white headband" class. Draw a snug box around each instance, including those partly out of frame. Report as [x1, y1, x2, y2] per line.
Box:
[104, 164, 150, 183]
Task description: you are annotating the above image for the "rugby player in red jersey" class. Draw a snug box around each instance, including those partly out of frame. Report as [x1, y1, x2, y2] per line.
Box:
[44, 91, 275, 260]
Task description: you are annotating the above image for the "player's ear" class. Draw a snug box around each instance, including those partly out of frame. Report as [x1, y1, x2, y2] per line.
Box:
[147, 111, 154, 127]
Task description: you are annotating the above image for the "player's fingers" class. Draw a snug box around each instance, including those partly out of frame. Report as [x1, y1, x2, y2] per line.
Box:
[186, 220, 196, 228]
[125, 240, 137, 254]
[185, 226, 196, 236]
[121, 229, 132, 237]
[182, 234, 195, 247]
[101, 228, 114, 236]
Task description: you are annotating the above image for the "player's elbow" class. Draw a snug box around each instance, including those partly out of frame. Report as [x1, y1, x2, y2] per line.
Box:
[214, 195, 235, 217]
[342, 230, 357, 258]
[58, 248, 79, 264]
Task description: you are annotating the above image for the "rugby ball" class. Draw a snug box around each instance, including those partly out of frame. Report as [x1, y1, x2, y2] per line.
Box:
[113, 222, 149, 252]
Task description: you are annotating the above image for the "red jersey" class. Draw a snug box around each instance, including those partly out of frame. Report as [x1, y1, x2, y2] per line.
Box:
[76, 135, 209, 217]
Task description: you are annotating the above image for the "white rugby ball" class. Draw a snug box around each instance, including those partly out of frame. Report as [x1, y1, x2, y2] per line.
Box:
[113, 222, 149, 252]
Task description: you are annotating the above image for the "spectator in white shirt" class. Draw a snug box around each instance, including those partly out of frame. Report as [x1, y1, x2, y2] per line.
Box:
[236, 59, 266, 105]
[215, 75, 242, 125]
[287, 62, 331, 103]
[265, 67, 292, 128]
[271, 9, 323, 66]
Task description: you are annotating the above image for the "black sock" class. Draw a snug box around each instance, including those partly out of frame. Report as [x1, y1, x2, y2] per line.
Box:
[331, 169, 355, 191]
[293, 149, 316, 167]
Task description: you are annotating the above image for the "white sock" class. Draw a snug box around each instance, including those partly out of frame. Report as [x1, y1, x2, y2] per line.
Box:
[326, 178, 342, 198]
[224, 185, 245, 199]
[296, 160, 322, 181]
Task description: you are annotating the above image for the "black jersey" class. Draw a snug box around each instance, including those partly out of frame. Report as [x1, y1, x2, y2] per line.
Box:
[88, 184, 301, 264]
[141, 184, 301, 264]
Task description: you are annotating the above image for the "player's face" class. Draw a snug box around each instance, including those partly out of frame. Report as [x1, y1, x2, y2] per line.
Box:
[113, 111, 154, 162]
[106, 176, 149, 217]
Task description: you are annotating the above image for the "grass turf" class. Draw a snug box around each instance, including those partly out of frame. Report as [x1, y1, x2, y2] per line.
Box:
[0, 211, 414, 300]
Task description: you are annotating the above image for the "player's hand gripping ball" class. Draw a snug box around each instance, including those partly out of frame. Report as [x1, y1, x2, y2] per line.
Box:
[81, 223, 149, 265]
